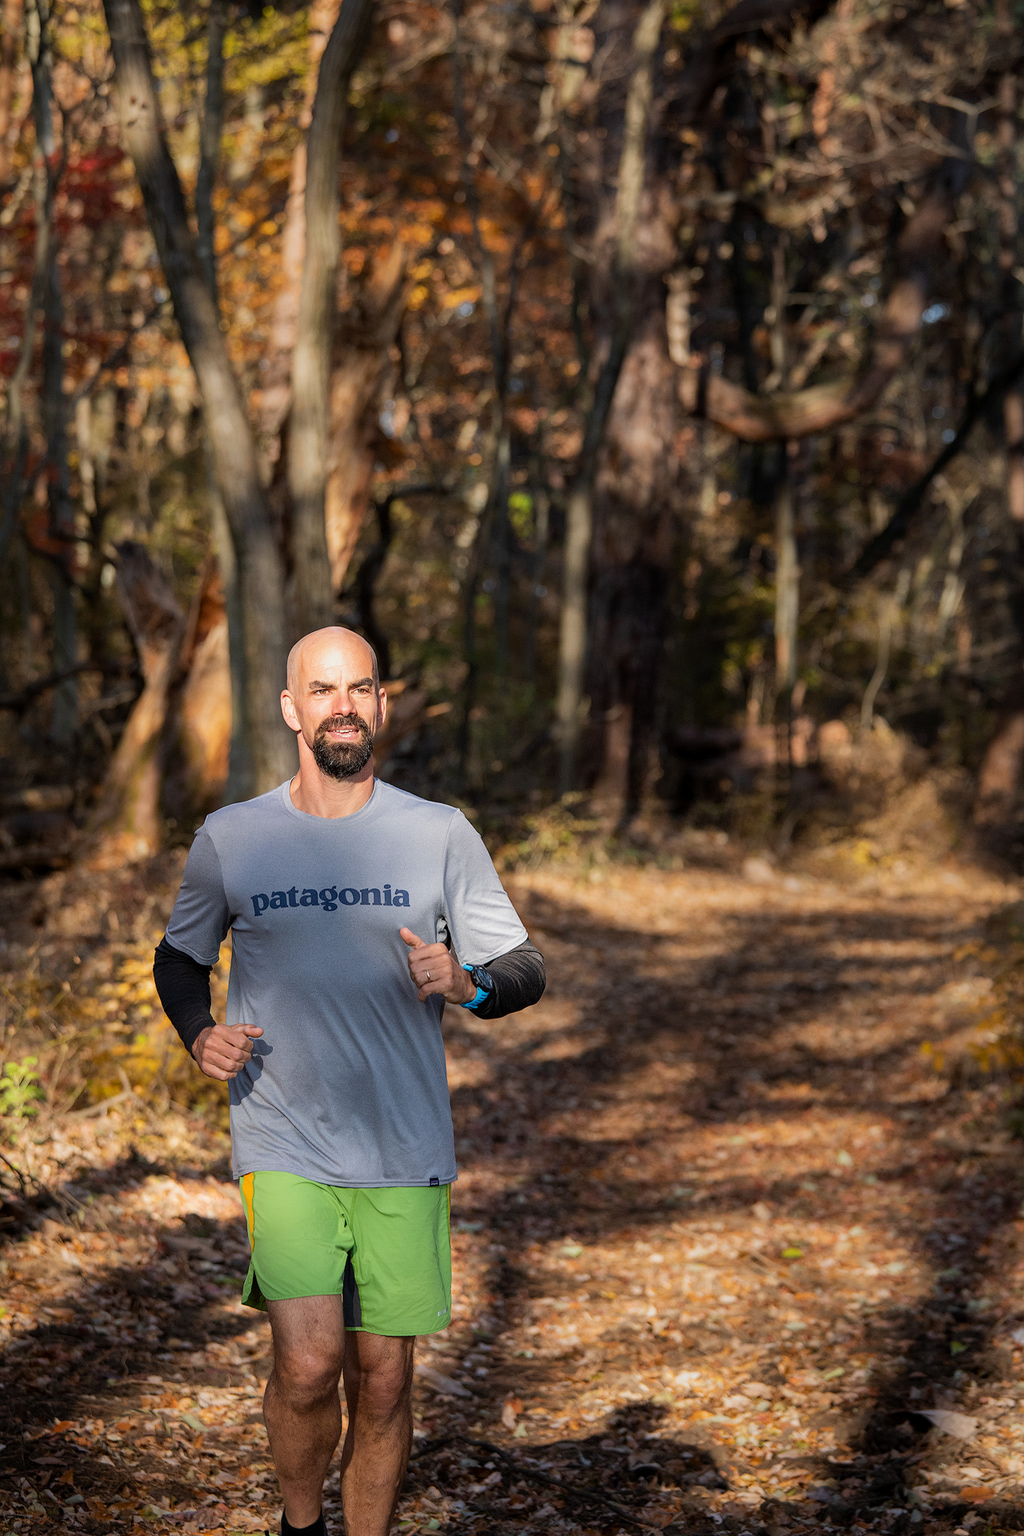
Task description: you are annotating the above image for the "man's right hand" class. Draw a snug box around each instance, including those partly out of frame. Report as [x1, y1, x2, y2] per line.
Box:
[192, 1023, 263, 1081]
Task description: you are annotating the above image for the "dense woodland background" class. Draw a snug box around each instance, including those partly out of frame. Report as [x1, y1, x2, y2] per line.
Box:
[3, 0, 1024, 866]
[10, 10, 1024, 1536]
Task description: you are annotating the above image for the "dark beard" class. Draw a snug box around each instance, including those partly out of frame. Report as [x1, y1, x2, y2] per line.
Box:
[311, 715, 375, 780]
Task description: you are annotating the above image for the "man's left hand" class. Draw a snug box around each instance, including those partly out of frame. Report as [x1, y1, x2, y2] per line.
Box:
[400, 928, 476, 1005]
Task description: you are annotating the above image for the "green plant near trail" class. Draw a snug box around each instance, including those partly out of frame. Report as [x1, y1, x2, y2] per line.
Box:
[0, 1056, 44, 1119]
[496, 795, 605, 871]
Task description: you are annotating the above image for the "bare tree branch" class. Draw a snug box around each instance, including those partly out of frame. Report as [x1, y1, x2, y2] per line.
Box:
[846, 347, 1024, 582]
[673, 159, 972, 442]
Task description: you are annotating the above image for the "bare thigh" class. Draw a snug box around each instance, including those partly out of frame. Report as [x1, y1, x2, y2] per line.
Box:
[268, 1295, 346, 1394]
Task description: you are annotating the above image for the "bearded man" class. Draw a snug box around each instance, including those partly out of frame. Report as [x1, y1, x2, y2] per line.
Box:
[153, 627, 545, 1536]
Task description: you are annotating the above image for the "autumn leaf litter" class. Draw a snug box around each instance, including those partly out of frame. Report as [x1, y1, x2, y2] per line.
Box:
[3, 853, 1024, 1536]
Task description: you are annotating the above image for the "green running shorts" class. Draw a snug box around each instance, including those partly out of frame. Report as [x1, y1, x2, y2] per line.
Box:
[238, 1170, 452, 1336]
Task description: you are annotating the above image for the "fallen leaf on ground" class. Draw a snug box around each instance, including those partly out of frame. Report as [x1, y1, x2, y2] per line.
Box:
[414, 1364, 473, 1398]
[918, 1409, 978, 1440]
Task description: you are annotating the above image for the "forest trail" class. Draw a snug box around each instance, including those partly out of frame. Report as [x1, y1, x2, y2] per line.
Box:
[3, 854, 1024, 1536]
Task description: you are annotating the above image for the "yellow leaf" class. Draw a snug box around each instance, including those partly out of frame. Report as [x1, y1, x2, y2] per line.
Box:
[442, 286, 481, 310]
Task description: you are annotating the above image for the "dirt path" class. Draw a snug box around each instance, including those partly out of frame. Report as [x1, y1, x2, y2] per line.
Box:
[3, 857, 1024, 1536]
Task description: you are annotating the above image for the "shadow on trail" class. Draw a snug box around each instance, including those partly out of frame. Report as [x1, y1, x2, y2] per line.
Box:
[409, 1403, 730, 1534]
[427, 879, 1024, 1534]
[0, 1149, 269, 1519]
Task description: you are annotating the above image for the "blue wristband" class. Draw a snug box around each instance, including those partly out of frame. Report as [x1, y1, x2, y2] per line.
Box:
[461, 962, 491, 1011]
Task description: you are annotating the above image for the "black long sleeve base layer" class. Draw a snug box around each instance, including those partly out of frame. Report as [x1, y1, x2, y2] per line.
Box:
[153, 935, 546, 1056]
[152, 935, 217, 1057]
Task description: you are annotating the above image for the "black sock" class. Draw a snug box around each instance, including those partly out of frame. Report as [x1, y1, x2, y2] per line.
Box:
[281, 1513, 326, 1536]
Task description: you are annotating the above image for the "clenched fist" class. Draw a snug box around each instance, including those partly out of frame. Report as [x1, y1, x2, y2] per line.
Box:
[192, 1023, 263, 1081]
[400, 927, 476, 1006]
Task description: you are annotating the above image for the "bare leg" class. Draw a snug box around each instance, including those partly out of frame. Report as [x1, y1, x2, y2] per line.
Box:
[340, 1332, 415, 1536]
[264, 1295, 346, 1528]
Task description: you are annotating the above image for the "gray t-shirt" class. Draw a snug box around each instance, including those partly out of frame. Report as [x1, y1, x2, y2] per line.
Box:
[164, 779, 528, 1187]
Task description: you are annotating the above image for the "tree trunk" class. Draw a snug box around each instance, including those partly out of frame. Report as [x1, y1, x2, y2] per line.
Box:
[524, 483, 549, 695]
[0, 0, 22, 187]
[774, 471, 798, 695]
[324, 240, 410, 590]
[1, 0, 45, 558]
[346, 481, 448, 688]
[102, 0, 294, 794]
[557, 477, 597, 792]
[974, 0, 1024, 841]
[86, 542, 185, 865]
[165, 557, 232, 822]
[288, 0, 374, 633]
[194, 0, 250, 801]
[555, 0, 667, 795]
[206, 481, 250, 801]
[26, 0, 76, 743]
[769, 243, 798, 726]
[975, 709, 1024, 832]
[860, 592, 894, 733]
[352, 492, 396, 681]
[997, 0, 1024, 587]
[448, 7, 518, 783]
[257, 0, 340, 453]
[74, 388, 118, 677]
[585, 307, 679, 820]
[195, 0, 227, 303]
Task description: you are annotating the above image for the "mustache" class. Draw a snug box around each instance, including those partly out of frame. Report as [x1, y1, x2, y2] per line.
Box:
[315, 714, 372, 743]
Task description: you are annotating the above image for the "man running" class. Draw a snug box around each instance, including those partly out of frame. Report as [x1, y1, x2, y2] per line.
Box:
[153, 627, 545, 1536]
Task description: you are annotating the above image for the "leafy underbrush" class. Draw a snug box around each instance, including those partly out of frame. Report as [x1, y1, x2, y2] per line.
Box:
[919, 902, 1024, 1130]
[1, 934, 230, 1125]
[966, 907, 1024, 1122]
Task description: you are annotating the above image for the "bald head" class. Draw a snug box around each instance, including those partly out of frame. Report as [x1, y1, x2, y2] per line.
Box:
[286, 627, 380, 696]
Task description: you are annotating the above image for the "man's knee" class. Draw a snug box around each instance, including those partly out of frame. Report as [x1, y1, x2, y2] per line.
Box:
[346, 1344, 413, 1419]
[273, 1347, 345, 1412]
[355, 1369, 412, 1421]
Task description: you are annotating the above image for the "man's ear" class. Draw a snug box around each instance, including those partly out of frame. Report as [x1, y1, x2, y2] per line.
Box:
[377, 686, 388, 731]
[281, 691, 302, 735]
